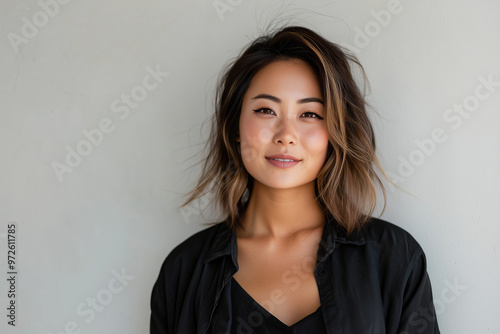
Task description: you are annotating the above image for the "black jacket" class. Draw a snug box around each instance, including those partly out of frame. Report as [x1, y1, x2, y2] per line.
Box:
[150, 216, 440, 333]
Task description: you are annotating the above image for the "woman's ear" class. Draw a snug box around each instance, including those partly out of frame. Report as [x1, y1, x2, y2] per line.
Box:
[236, 130, 240, 142]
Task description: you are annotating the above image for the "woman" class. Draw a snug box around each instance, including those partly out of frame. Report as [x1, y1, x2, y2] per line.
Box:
[150, 25, 440, 334]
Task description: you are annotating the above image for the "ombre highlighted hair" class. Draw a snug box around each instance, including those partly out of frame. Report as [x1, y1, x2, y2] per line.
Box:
[181, 25, 389, 235]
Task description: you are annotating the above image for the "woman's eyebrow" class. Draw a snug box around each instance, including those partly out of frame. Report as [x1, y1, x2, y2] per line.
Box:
[299, 97, 324, 105]
[251, 94, 324, 105]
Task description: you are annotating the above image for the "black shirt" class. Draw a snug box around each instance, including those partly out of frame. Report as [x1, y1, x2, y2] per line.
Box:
[150, 216, 440, 333]
[230, 277, 327, 333]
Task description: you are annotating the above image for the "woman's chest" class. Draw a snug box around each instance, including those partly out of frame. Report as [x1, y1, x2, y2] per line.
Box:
[233, 238, 322, 326]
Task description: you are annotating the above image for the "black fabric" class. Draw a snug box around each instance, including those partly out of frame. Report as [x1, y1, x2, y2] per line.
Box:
[230, 277, 327, 333]
[150, 216, 440, 334]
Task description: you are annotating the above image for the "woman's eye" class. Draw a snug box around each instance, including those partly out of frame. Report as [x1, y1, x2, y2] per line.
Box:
[301, 112, 324, 119]
[253, 108, 275, 115]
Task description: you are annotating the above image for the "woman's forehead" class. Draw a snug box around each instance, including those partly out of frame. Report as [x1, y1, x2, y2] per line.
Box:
[244, 60, 323, 101]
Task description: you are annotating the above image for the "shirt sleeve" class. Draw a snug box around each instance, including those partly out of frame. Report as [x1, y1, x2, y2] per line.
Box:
[150, 261, 170, 334]
[397, 251, 440, 334]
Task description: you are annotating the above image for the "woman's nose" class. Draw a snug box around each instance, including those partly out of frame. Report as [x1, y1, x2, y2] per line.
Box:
[273, 116, 297, 145]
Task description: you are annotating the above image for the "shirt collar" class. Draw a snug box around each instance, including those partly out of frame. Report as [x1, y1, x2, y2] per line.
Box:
[203, 221, 238, 266]
[203, 214, 366, 265]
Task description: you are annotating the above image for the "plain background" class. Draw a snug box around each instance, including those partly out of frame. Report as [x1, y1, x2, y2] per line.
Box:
[1, 0, 499, 333]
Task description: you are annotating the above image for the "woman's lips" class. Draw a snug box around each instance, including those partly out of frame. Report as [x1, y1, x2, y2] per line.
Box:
[265, 154, 301, 168]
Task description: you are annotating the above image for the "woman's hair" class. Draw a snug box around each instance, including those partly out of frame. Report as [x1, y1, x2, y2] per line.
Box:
[181, 25, 388, 235]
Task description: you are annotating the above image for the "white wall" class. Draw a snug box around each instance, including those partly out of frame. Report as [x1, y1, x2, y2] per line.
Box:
[1, 0, 498, 333]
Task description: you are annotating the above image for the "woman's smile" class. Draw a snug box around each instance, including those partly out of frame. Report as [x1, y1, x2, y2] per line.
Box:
[265, 153, 302, 168]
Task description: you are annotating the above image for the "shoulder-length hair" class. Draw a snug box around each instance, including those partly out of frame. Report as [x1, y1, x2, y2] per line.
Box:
[181, 25, 388, 235]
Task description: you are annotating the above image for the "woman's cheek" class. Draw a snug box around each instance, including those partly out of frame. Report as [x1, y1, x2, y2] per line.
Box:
[256, 126, 274, 143]
[240, 141, 257, 163]
[302, 126, 329, 155]
[241, 122, 273, 155]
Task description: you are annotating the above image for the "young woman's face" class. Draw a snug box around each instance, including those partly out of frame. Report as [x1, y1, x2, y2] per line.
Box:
[237, 59, 329, 191]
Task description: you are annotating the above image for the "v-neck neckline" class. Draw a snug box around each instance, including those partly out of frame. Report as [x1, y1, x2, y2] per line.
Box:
[231, 277, 322, 329]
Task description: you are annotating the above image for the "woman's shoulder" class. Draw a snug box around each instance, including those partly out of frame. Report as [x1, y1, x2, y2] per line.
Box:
[165, 222, 225, 259]
[156, 221, 229, 274]
[363, 217, 422, 245]
[361, 217, 427, 262]
[333, 216, 427, 263]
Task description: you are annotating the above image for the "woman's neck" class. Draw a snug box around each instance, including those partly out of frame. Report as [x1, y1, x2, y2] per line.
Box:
[238, 180, 325, 239]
